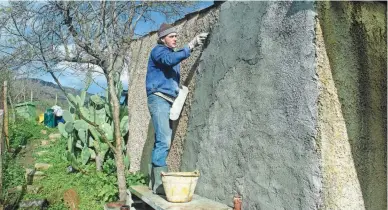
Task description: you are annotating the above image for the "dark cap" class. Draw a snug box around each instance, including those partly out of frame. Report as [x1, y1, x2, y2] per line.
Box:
[158, 23, 177, 38]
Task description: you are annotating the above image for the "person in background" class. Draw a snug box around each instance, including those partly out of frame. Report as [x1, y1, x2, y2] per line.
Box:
[145, 23, 208, 194]
[52, 105, 65, 126]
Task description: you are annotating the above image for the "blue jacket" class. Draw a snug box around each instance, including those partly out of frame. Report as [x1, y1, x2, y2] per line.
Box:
[146, 44, 191, 98]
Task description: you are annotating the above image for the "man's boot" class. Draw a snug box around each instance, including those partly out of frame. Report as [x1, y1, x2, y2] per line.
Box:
[152, 166, 168, 195]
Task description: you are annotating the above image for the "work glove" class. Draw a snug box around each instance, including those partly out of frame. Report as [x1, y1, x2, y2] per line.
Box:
[188, 33, 209, 50]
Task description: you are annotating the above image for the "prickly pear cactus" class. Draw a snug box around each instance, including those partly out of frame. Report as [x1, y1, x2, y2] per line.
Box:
[63, 110, 74, 123]
[80, 90, 86, 106]
[90, 95, 105, 105]
[80, 107, 91, 121]
[74, 120, 88, 131]
[67, 93, 78, 106]
[65, 122, 74, 133]
[81, 147, 90, 165]
[69, 106, 76, 114]
[68, 135, 74, 153]
[78, 129, 87, 145]
[100, 123, 113, 141]
[89, 148, 96, 159]
[75, 140, 83, 149]
[59, 78, 130, 172]
[120, 116, 129, 136]
[58, 122, 68, 138]
[89, 106, 106, 125]
[124, 154, 130, 170]
[105, 104, 112, 118]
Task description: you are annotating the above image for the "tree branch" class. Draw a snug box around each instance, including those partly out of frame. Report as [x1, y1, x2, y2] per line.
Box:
[61, 1, 104, 65]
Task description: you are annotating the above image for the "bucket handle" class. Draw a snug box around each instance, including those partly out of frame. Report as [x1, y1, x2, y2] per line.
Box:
[161, 170, 200, 177]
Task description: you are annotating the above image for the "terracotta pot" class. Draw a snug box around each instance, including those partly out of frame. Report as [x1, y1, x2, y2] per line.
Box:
[106, 201, 125, 208]
[233, 195, 242, 210]
[120, 205, 130, 210]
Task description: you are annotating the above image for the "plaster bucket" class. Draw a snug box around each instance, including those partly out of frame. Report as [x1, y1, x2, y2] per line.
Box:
[161, 170, 200, 203]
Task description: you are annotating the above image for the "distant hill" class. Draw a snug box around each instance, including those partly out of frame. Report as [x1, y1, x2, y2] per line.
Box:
[27, 78, 64, 89]
[12, 78, 94, 113]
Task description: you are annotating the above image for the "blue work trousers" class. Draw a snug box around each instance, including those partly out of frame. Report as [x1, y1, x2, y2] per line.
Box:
[147, 94, 172, 167]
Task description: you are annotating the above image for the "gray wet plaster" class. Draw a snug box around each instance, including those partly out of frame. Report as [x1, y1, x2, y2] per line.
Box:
[181, 2, 321, 209]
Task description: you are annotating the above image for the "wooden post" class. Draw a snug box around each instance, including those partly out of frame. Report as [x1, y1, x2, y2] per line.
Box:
[3, 81, 8, 150]
[31, 90, 33, 102]
[7, 94, 15, 124]
[0, 109, 3, 201]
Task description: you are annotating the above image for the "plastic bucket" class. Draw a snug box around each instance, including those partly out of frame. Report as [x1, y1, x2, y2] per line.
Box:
[161, 170, 200, 203]
[38, 113, 44, 123]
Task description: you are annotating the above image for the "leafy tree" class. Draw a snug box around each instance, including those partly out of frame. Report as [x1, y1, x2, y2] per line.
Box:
[0, 1, 197, 200]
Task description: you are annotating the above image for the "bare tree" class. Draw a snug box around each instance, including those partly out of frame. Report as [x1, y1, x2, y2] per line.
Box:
[0, 1, 197, 201]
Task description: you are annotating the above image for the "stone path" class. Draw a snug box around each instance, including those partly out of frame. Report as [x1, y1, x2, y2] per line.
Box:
[9, 131, 62, 209]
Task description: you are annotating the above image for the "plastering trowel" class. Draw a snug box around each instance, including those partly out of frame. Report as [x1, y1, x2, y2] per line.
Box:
[169, 31, 212, 121]
[169, 86, 188, 120]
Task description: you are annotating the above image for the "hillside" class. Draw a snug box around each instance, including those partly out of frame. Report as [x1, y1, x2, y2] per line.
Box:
[11, 78, 93, 113]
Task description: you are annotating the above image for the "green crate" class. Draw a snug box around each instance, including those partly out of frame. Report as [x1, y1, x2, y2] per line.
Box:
[44, 109, 55, 128]
[15, 102, 36, 121]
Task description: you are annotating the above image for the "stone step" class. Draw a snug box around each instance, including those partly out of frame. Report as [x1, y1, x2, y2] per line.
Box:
[49, 133, 61, 140]
[25, 168, 46, 182]
[36, 150, 48, 156]
[19, 199, 48, 209]
[41, 140, 50, 146]
[7, 185, 42, 194]
[34, 163, 52, 171]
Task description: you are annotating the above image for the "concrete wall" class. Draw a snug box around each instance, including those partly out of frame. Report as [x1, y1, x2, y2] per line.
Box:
[126, 1, 386, 209]
[180, 2, 321, 209]
[317, 2, 387, 209]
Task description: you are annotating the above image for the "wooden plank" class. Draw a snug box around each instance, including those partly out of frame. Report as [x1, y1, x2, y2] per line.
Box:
[129, 185, 232, 210]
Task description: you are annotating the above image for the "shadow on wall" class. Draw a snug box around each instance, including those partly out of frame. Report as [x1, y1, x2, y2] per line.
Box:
[318, 1, 387, 209]
[140, 121, 154, 174]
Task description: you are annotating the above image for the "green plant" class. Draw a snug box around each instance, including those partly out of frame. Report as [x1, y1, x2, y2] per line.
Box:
[126, 172, 147, 186]
[9, 116, 56, 149]
[2, 153, 26, 197]
[9, 125, 31, 147]
[88, 172, 118, 202]
[102, 157, 116, 174]
[9, 117, 42, 148]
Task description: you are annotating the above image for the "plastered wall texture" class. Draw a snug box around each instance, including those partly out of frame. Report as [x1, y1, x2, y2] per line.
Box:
[180, 2, 322, 209]
[126, 30, 155, 173]
[316, 19, 365, 209]
[317, 2, 387, 210]
[126, 1, 387, 209]
[126, 4, 220, 173]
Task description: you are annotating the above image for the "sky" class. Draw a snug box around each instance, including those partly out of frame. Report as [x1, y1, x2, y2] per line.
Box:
[24, 1, 215, 95]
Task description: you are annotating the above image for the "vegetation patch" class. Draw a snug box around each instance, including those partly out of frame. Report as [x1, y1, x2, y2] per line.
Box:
[2, 117, 146, 209]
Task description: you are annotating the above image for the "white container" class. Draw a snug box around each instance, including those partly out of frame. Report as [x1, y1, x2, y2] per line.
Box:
[161, 170, 200, 203]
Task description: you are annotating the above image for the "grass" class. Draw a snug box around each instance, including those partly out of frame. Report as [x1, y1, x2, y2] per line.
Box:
[4, 117, 147, 209]
[25, 138, 106, 209]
